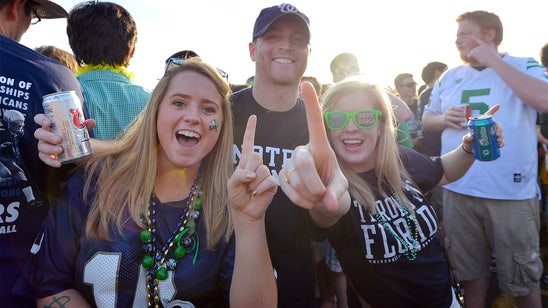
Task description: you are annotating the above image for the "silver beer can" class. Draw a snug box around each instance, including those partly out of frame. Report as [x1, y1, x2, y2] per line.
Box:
[42, 91, 93, 164]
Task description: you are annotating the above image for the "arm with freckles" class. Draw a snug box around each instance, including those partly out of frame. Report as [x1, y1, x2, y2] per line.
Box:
[279, 82, 350, 228]
[437, 104, 505, 186]
[228, 115, 278, 307]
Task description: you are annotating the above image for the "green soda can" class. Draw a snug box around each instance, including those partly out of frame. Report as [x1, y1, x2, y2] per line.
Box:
[468, 114, 500, 161]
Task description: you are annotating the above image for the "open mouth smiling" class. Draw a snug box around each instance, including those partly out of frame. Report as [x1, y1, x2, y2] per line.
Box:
[344, 139, 363, 145]
[273, 57, 293, 64]
[176, 129, 200, 147]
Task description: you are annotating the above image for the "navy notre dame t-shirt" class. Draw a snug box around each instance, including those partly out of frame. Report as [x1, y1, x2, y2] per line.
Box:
[231, 88, 318, 307]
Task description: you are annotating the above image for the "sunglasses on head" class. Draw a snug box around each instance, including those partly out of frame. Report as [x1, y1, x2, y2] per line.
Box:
[400, 82, 417, 88]
[164, 58, 229, 81]
[323, 110, 382, 130]
[335, 66, 360, 77]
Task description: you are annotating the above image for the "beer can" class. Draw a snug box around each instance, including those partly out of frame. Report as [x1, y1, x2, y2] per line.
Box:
[460, 103, 472, 128]
[42, 91, 93, 164]
[468, 114, 500, 161]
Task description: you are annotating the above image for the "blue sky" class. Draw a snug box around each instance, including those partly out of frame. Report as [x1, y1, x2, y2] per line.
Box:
[21, 0, 548, 90]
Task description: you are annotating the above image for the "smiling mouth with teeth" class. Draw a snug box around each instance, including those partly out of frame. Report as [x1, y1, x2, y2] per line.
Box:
[344, 139, 362, 145]
[177, 130, 201, 146]
[274, 58, 293, 64]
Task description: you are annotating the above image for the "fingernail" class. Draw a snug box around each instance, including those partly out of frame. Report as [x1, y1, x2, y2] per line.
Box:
[252, 190, 257, 197]
[246, 171, 256, 179]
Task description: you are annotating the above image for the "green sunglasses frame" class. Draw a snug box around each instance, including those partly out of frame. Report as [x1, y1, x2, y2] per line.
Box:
[323, 110, 382, 130]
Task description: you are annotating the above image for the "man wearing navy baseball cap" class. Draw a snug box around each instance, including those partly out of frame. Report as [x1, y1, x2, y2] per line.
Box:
[252, 3, 310, 42]
[231, 3, 320, 307]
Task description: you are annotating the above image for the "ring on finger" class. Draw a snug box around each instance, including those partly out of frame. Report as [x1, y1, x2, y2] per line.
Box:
[285, 168, 295, 185]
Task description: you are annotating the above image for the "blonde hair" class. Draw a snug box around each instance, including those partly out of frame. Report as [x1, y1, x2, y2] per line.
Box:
[35, 45, 79, 73]
[320, 79, 414, 213]
[83, 59, 234, 249]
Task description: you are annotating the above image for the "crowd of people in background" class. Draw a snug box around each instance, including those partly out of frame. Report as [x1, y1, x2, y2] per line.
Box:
[1, 0, 548, 307]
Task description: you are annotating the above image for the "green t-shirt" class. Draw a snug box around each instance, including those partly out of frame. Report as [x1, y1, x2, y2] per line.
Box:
[396, 122, 414, 148]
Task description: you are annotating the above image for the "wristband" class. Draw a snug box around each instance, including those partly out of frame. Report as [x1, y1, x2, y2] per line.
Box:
[461, 144, 473, 155]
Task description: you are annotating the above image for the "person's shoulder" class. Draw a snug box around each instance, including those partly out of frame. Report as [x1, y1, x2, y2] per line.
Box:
[398, 144, 413, 155]
[2, 36, 63, 69]
[503, 53, 546, 72]
[230, 87, 252, 102]
[229, 87, 253, 110]
[32, 51, 80, 84]
[31, 48, 75, 73]
[433, 65, 466, 87]
[418, 87, 433, 100]
[1, 37, 83, 104]
[127, 82, 152, 99]
[3, 39, 79, 82]
[501, 53, 528, 61]
[443, 65, 467, 75]
[501, 53, 531, 65]
[398, 145, 425, 162]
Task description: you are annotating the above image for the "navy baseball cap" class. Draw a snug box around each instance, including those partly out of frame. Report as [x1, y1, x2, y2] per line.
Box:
[252, 3, 310, 42]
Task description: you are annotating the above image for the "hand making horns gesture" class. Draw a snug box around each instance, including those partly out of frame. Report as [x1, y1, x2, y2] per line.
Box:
[228, 115, 278, 222]
[279, 82, 350, 227]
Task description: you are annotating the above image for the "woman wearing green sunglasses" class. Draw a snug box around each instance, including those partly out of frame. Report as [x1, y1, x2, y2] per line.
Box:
[280, 80, 504, 307]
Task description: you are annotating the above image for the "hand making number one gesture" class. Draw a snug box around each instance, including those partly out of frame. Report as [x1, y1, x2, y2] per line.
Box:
[228, 115, 278, 223]
[279, 82, 351, 227]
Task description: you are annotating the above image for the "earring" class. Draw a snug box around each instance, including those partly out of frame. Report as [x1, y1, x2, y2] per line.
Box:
[209, 119, 219, 131]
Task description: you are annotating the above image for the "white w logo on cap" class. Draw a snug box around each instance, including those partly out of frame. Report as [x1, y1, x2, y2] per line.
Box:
[279, 3, 299, 13]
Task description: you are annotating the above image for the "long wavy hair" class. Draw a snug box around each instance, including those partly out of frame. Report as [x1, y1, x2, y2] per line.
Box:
[83, 59, 234, 249]
[320, 79, 414, 213]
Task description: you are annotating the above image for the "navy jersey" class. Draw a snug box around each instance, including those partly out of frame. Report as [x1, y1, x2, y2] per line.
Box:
[0, 35, 86, 307]
[230, 88, 318, 307]
[329, 146, 453, 307]
[12, 169, 235, 307]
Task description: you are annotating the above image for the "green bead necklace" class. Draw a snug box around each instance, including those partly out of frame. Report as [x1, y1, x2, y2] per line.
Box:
[373, 185, 420, 261]
[140, 171, 202, 308]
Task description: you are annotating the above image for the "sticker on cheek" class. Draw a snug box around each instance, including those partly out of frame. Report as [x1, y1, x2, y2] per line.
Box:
[209, 119, 219, 131]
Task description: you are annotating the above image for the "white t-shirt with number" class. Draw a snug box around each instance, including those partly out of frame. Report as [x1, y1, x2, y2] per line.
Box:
[424, 53, 548, 200]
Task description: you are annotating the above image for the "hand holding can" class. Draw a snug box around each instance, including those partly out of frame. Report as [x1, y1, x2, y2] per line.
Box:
[42, 91, 93, 164]
[467, 105, 503, 161]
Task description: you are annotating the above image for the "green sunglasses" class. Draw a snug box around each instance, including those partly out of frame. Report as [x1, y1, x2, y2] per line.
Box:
[323, 110, 382, 130]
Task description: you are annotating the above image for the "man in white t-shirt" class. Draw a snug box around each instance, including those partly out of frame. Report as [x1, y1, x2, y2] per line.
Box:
[422, 10, 548, 308]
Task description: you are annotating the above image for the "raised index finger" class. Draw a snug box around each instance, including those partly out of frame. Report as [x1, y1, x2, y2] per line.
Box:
[238, 114, 257, 168]
[301, 81, 329, 148]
